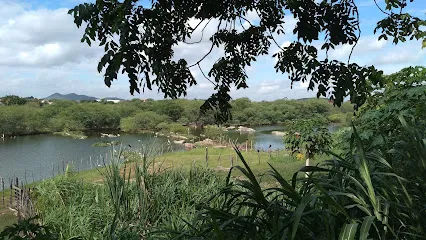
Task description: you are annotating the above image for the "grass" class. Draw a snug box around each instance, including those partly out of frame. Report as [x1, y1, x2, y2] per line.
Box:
[0, 146, 328, 235]
[65, 146, 328, 185]
[155, 147, 329, 181]
[33, 164, 224, 239]
[0, 211, 16, 232]
[0, 190, 17, 231]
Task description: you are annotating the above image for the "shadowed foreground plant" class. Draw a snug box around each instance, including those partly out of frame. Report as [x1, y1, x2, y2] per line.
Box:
[173, 120, 425, 239]
[0, 216, 58, 240]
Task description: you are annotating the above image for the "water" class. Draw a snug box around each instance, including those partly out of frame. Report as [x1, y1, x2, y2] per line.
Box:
[224, 125, 287, 151]
[0, 133, 176, 183]
[0, 124, 339, 183]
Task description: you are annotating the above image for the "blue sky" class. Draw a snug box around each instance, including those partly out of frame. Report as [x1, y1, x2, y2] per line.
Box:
[0, 0, 425, 100]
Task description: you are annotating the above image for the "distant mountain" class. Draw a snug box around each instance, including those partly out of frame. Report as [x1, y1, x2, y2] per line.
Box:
[296, 97, 329, 101]
[45, 93, 97, 101]
[103, 97, 125, 101]
[44, 93, 125, 101]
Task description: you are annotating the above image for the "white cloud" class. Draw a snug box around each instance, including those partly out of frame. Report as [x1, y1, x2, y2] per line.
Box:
[328, 36, 387, 60]
[373, 43, 426, 66]
[0, 7, 102, 68]
[258, 80, 281, 94]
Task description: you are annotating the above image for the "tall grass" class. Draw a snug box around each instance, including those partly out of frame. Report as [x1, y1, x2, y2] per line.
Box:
[173, 118, 426, 239]
[33, 148, 223, 240]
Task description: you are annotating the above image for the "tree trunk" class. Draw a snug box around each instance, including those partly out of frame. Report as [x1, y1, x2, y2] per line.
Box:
[305, 158, 310, 178]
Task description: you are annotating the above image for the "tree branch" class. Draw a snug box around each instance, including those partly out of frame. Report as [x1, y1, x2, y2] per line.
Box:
[197, 63, 218, 87]
[184, 18, 213, 45]
[348, 2, 361, 64]
[238, 16, 247, 30]
[374, 0, 391, 16]
[188, 20, 222, 68]
[251, 10, 285, 52]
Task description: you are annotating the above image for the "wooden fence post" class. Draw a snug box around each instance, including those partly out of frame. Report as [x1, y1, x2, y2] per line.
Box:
[217, 148, 223, 166]
[205, 147, 208, 167]
[2, 177, 4, 207]
[9, 179, 12, 207]
[257, 150, 260, 165]
[268, 145, 272, 158]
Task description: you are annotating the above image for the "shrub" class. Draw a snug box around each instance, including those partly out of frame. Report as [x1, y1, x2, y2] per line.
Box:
[120, 111, 168, 132]
[203, 125, 225, 140]
[168, 123, 188, 134]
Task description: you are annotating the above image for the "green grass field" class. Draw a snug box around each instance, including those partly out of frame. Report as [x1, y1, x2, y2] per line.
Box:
[155, 147, 327, 181]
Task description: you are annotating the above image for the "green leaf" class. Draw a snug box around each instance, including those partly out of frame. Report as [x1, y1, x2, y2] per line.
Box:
[339, 223, 359, 240]
[291, 195, 314, 240]
[359, 216, 375, 240]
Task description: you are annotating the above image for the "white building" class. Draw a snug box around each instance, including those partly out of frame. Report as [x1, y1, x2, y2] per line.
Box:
[96, 99, 122, 103]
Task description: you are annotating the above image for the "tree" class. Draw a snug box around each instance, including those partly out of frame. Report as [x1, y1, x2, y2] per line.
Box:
[153, 100, 184, 122]
[120, 111, 168, 132]
[354, 66, 426, 149]
[69, 0, 425, 122]
[284, 118, 332, 174]
[1, 95, 28, 106]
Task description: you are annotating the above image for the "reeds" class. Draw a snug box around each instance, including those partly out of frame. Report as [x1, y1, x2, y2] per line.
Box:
[33, 144, 223, 239]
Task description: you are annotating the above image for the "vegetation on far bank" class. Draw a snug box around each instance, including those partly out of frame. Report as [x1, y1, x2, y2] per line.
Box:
[0, 97, 352, 137]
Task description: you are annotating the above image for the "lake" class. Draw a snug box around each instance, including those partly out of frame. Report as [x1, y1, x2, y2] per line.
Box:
[0, 124, 339, 183]
[0, 125, 288, 183]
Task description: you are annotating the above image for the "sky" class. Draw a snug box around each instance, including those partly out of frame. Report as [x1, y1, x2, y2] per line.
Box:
[0, 0, 425, 100]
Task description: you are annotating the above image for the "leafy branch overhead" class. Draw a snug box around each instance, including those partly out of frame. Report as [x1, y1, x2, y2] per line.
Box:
[69, 0, 425, 122]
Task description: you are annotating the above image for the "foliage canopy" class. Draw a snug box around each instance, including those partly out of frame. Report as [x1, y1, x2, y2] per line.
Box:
[69, 0, 425, 122]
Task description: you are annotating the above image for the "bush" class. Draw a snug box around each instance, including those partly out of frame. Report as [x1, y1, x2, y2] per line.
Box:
[0, 216, 58, 239]
[168, 123, 188, 134]
[155, 122, 188, 135]
[203, 125, 225, 140]
[120, 111, 168, 132]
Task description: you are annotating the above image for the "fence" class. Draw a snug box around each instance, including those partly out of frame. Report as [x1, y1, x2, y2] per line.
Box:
[0, 177, 34, 220]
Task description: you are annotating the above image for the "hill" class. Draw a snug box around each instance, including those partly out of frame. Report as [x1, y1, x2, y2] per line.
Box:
[45, 93, 98, 101]
[103, 97, 124, 101]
